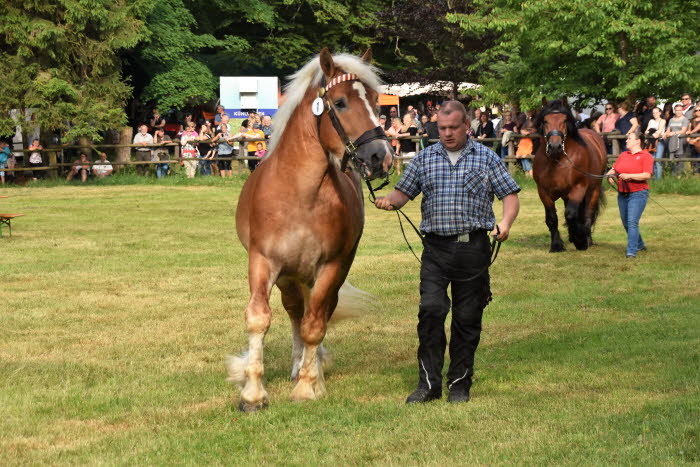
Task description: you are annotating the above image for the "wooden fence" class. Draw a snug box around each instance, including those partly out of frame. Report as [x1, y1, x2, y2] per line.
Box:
[3, 133, 698, 177]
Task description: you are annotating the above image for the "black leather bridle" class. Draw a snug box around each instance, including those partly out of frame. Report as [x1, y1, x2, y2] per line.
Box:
[316, 73, 391, 193]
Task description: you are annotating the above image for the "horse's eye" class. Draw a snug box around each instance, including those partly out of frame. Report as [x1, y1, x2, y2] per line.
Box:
[334, 98, 346, 109]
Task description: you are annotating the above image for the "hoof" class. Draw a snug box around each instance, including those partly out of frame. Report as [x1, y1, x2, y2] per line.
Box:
[549, 245, 565, 253]
[238, 400, 268, 413]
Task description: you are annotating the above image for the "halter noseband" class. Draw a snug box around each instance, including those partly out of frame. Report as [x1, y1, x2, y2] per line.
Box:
[543, 113, 568, 158]
[317, 73, 389, 179]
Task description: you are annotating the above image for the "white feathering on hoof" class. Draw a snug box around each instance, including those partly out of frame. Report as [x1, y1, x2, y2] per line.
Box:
[332, 280, 374, 322]
[225, 350, 250, 389]
[318, 344, 332, 371]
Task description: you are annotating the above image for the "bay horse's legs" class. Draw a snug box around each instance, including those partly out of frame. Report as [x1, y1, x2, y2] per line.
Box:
[290, 263, 344, 401]
[278, 279, 306, 380]
[565, 184, 589, 250]
[235, 252, 277, 412]
[583, 184, 602, 247]
[538, 187, 565, 252]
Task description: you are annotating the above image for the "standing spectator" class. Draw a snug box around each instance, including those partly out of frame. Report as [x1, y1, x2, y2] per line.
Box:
[213, 115, 234, 178]
[663, 104, 689, 176]
[150, 109, 166, 133]
[515, 109, 537, 178]
[132, 124, 154, 176]
[388, 107, 399, 129]
[379, 115, 387, 133]
[66, 153, 91, 182]
[498, 111, 517, 159]
[470, 108, 482, 134]
[595, 102, 620, 154]
[686, 106, 700, 173]
[387, 118, 402, 165]
[679, 93, 695, 121]
[424, 113, 440, 148]
[244, 119, 265, 172]
[606, 133, 653, 258]
[93, 152, 114, 178]
[180, 121, 199, 178]
[197, 122, 214, 176]
[261, 115, 273, 140]
[215, 105, 227, 123]
[418, 115, 430, 149]
[152, 128, 172, 179]
[645, 107, 667, 179]
[474, 112, 495, 148]
[28, 139, 43, 180]
[661, 102, 674, 122]
[254, 114, 262, 129]
[397, 113, 419, 173]
[615, 102, 639, 152]
[0, 141, 10, 185]
[639, 96, 658, 131]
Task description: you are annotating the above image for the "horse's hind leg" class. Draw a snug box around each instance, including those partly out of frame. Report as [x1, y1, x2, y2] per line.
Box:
[583, 184, 603, 247]
[565, 185, 589, 250]
[538, 188, 565, 252]
[228, 252, 276, 412]
[290, 263, 344, 402]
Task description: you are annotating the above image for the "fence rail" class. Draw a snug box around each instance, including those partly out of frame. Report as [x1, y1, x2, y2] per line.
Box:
[3, 132, 698, 175]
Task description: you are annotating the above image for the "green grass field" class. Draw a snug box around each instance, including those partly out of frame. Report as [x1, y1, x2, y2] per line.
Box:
[1, 174, 699, 464]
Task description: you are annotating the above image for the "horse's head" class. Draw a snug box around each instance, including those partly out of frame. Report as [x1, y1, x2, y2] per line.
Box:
[317, 48, 393, 180]
[536, 98, 578, 158]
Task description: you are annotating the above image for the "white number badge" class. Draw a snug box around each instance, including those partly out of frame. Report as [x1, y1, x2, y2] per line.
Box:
[312, 97, 324, 116]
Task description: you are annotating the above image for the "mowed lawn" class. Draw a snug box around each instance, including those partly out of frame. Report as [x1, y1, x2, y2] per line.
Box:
[1, 176, 698, 465]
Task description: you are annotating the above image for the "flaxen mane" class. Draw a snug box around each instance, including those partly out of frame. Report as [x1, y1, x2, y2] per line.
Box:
[267, 53, 383, 156]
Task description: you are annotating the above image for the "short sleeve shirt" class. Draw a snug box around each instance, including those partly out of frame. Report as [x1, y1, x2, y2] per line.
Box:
[395, 140, 521, 235]
[613, 150, 654, 192]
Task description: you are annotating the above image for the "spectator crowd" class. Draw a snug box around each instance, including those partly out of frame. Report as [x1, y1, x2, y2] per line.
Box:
[1, 92, 698, 185]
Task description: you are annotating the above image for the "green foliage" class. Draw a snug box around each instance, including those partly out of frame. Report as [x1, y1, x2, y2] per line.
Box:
[0, 0, 147, 140]
[130, 0, 220, 111]
[450, 0, 700, 108]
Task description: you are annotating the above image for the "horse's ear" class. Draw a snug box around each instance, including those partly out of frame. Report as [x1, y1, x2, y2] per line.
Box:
[320, 48, 335, 78]
[360, 48, 372, 63]
[561, 96, 570, 108]
[541, 97, 548, 106]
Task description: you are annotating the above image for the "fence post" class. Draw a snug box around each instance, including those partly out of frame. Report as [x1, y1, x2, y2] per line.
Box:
[507, 140, 516, 174]
[48, 150, 57, 178]
[117, 127, 133, 171]
[612, 137, 620, 157]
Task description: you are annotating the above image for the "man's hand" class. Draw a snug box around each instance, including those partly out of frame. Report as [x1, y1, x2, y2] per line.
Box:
[374, 196, 394, 211]
[491, 222, 510, 241]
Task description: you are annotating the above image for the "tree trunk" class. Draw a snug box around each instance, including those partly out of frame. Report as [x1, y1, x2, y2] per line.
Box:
[117, 127, 133, 171]
[78, 136, 92, 159]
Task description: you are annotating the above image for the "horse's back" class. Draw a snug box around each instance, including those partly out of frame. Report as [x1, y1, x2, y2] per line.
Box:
[578, 129, 607, 171]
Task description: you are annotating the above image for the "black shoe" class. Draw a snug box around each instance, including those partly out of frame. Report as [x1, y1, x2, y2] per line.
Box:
[447, 387, 470, 403]
[405, 387, 441, 404]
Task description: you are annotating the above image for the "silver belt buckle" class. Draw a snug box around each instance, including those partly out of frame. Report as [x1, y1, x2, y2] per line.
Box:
[457, 232, 470, 243]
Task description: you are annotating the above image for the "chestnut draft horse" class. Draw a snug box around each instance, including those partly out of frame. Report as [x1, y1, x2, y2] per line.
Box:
[230, 49, 393, 412]
[533, 99, 607, 252]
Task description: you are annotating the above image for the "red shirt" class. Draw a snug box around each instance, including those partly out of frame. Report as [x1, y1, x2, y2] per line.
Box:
[612, 149, 653, 192]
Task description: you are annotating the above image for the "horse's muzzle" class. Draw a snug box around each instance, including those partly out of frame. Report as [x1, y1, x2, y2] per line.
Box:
[356, 140, 393, 180]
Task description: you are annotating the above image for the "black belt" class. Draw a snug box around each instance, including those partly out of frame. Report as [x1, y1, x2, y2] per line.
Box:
[424, 229, 488, 243]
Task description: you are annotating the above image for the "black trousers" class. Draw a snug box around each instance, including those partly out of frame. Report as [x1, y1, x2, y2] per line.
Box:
[416, 230, 492, 393]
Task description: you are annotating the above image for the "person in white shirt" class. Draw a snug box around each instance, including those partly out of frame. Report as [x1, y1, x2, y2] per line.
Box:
[93, 152, 113, 178]
[132, 124, 153, 176]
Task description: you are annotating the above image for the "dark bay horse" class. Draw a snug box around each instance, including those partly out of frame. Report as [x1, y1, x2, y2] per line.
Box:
[533, 99, 607, 252]
[230, 49, 393, 411]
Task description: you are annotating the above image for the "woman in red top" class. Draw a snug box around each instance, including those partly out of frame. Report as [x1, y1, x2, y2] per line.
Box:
[606, 133, 653, 258]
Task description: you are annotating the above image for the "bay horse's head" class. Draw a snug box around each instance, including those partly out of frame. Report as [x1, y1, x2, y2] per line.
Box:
[535, 98, 580, 159]
[317, 48, 394, 179]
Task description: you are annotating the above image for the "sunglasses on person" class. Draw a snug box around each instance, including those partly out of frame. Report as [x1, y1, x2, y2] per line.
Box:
[605, 106, 613, 110]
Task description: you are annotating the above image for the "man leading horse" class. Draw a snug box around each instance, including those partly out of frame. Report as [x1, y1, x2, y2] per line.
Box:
[375, 101, 520, 404]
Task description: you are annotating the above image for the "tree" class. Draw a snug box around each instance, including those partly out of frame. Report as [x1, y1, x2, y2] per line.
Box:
[375, 0, 494, 98]
[125, 0, 224, 115]
[0, 0, 147, 140]
[450, 0, 700, 108]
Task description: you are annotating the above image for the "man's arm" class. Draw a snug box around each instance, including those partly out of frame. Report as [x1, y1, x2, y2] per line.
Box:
[492, 193, 519, 241]
[374, 189, 410, 211]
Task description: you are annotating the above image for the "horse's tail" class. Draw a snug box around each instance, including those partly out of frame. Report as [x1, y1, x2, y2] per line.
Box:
[591, 183, 606, 229]
[332, 280, 374, 322]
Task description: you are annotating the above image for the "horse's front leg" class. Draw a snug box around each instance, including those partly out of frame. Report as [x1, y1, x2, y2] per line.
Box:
[227, 252, 277, 412]
[583, 183, 603, 247]
[290, 263, 344, 402]
[538, 187, 564, 252]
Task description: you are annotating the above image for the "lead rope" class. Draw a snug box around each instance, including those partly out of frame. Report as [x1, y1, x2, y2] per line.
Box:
[366, 180, 503, 281]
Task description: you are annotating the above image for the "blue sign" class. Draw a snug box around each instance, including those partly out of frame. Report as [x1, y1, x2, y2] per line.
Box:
[225, 109, 278, 118]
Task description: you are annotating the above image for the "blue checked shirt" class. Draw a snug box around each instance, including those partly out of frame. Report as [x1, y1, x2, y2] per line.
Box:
[395, 139, 520, 236]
